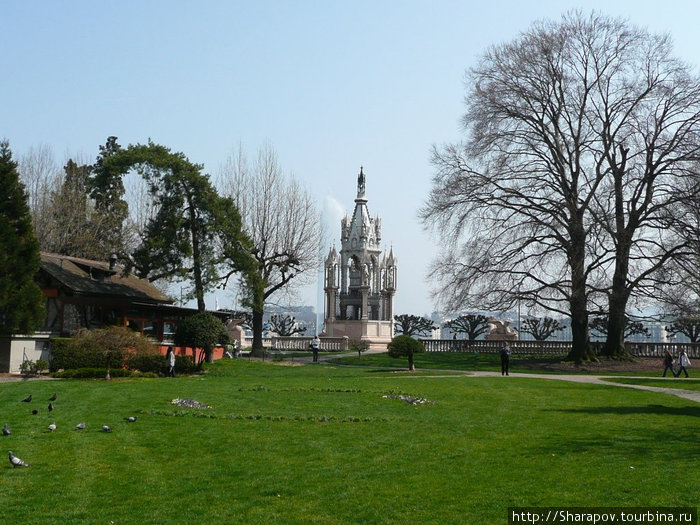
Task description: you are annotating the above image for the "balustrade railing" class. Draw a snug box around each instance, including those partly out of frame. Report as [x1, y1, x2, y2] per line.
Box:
[244, 336, 349, 351]
[420, 339, 699, 358]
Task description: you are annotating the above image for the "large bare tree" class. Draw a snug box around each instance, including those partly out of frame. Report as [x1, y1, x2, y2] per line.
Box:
[218, 143, 322, 353]
[421, 12, 700, 362]
[18, 144, 61, 248]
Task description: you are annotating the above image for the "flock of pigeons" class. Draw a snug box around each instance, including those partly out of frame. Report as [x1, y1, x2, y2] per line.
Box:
[5, 392, 138, 468]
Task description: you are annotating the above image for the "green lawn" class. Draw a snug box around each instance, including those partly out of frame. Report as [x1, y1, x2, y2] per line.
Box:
[1, 360, 697, 524]
[329, 351, 670, 377]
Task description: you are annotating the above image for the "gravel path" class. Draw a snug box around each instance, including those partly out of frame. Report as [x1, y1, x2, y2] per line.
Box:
[464, 371, 700, 403]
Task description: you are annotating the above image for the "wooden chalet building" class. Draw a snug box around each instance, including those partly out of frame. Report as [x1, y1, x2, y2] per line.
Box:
[0, 253, 230, 373]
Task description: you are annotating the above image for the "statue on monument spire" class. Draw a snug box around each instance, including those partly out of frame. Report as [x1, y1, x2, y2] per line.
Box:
[357, 166, 366, 199]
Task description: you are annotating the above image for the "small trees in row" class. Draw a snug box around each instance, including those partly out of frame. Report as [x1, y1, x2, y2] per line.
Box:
[393, 313, 698, 342]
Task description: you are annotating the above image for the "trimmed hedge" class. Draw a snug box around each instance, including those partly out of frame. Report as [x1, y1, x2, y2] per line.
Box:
[50, 337, 122, 371]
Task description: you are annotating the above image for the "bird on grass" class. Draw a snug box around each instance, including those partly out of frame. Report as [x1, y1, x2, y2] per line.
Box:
[49, 393, 57, 401]
[2, 424, 10, 436]
[21, 395, 32, 403]
[31, 409, 38, 415]
[74, 423, 86, 430]
[8, 451, 29, 468]
[102, 425, 112, 432]
[48, 403, 53, 412]
[124, 416, 137, 423]
[47, 422, 56, 432]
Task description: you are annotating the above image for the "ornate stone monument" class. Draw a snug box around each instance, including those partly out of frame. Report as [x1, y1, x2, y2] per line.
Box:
[322, 167, 396, 347]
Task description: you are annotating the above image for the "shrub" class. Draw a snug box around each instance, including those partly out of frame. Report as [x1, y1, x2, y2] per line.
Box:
[20, 358, 50, 375]
[387, 335, 425, 371]
[35, 359, 49, 374]
[126, 352, 166, 374]
[348, 339, 370, 358]
[175, 312, 230, 364]
[175, 354, 198, 374]
[52, 368, 135, 379]
[50, 326, 158, 371]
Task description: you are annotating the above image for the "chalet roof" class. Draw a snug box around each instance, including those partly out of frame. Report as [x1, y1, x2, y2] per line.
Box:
[40, 252, 172, 304]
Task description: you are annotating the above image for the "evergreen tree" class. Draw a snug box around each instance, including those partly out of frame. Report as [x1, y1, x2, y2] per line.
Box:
[90, 136, 128, 259]
[0, 140, 44, 335]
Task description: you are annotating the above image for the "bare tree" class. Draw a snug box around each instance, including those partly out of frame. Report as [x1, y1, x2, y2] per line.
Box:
[589, 316, 650, 341]
[665, 317, 700, 343]
[218, 143, 322, 353]
[422, 12, 700, 362]
[393, 314, 437, 337]
[520, 317, 565, 341]
[443, 314, 490, 341]
[18, 144, 61, 249]
[268, 314, 307, 337]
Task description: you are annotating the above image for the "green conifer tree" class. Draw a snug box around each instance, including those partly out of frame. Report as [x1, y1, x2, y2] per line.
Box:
[0, 140, 44, 334]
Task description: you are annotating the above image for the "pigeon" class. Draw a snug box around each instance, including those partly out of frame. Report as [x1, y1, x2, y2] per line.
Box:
[48, 403, 54, 412]
[31, 409, 38, 415]
[8, 451, 29, 468]
[102, 425, 112, 432]
[47, 422, 56, 432]
[2, 424, 10, 436]
[49, 393, 57, 401]
[124, 416, 137, 423]
[22, 395, 32, 403]
[74, 423, 86, 430]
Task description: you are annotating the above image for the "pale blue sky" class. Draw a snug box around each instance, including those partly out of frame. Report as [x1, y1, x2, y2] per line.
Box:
[3, 1, 700, 316]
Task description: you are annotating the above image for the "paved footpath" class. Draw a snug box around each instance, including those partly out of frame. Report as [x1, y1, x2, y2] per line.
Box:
[464, 371, 700, 404]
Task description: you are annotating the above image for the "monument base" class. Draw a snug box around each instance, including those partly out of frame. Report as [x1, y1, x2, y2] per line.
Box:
[322, 319, 393, 349]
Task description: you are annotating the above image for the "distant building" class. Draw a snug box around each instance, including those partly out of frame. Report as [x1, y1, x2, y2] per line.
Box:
[322, 167, 396, 347]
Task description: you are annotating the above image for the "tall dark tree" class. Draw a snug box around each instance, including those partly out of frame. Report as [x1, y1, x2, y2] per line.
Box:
[46, 159, 102, 258]
[104, 142, 253, 312]
[443, 314, 490, 341]
[520, 317, 565, 341]
[0, 140, 45, 335]
[393, 314, 437, 337]
[90, 136, 128, 259]
[422, 12, 700, 362]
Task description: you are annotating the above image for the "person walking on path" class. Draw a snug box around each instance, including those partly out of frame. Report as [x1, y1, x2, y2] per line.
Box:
[166, 348, 176, 377]
[662, 349, 675, 377]
[500, 342, 511, 376]
[311, 335, 320, 363]
[675, 348, 691, 378]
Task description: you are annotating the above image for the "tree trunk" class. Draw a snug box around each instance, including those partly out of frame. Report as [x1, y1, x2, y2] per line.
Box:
[188, 197, 206, 313]
[602, 226, 633, 358]
[601, 287, 633, 358]
[408, 353, 415, 371]
[565, 219, 593, 363]
[251, 307, 265, 356]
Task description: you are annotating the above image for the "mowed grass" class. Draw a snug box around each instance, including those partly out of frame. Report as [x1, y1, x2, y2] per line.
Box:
[1, 360, 698, 524]
[330, 351, 665, 376]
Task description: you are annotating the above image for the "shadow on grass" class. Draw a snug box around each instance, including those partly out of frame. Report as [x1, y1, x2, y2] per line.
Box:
[549, 404, 700, 417]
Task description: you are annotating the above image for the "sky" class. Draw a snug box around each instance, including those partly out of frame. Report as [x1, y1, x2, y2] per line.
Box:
[3, 0, 700, 318]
